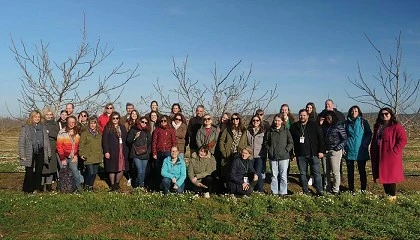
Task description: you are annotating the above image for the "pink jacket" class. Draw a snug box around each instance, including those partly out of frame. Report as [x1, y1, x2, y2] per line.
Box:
[370, 123, 407, 184]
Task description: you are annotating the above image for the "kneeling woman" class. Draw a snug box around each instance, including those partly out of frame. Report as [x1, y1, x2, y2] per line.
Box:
[161, 146, 186, 194]
[188, 146, 216, 198]
[227, 147, 258, 197]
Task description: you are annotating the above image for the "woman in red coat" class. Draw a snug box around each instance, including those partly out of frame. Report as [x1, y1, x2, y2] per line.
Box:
[370, 107, 407, 202]
[151, 115, 177, 191]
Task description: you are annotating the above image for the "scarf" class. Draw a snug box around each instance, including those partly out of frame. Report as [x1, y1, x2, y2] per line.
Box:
[172, 121, 182, 130]
[31, 123, 44, 153]
[88, 127, 98, 137]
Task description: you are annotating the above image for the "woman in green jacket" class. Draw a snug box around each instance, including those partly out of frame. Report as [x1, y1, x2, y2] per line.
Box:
[79, 116, 103, 191]
[218, 113, 247, 189]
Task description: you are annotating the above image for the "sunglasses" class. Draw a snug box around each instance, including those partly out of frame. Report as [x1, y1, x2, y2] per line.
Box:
[161, 119, 167, 122]
[204, 118, 211, 121]
[107, 107, 114, 109]
[252, 119, 260, 122]
[112, 117, 119, 120]
[381, 112, 390, 116]
[81, 114, 87, 117]
[258, 113, 263, 116]
[175, 118, 182, 121]
[141, 121, 148, 124]
[231, 118, 239, 120]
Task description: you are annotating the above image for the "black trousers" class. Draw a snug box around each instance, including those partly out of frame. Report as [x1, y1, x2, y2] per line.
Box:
[383, 183, 396, 196]
[346, 160, 367, 191]
[22, 149, 44, 193]
[190, 175, 213, 193]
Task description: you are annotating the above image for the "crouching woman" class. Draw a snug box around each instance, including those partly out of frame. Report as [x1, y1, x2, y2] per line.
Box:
[161, 146, 186, 194]
[227, 147, 258, 197]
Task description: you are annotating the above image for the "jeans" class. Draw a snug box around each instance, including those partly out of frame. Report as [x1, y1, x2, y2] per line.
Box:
[133, 157, 148, 188]
[64, 157, 83, 188]
[346, 160, 367, 191]
[270, 159, 289, 195]
[84, 163, 99, 187]
[325, 150, 342, 193]
[321, 156, 327, 191]
[162, 177, 185, 194]
[253, 157, 264, 192]
[297, 156, 323, 194]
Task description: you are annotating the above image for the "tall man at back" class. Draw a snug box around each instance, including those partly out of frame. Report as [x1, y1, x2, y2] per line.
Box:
[318, 99, 345, 123]
[186, 105, 205, 157]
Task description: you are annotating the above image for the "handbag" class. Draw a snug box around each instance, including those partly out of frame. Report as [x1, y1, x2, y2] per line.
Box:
[134, 145, 148, 155]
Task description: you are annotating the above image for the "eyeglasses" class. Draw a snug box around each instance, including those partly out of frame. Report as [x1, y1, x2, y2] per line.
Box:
[204, 118, 211, 121]
[141, 121, 148, 124]
[112, 117, 119, 120]
[252, 119, 260, 122]
[161, 119, 167, 122]
[381, 112, 390, 116]
[107, 107, 114, 109]
[175, 118, 182, 121]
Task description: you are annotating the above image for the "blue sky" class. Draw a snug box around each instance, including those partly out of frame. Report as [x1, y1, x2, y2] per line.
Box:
[1, 0, 420, 117]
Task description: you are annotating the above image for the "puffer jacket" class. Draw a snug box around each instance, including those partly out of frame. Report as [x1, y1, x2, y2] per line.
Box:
[323, 124, 347, 151]
[18, 124, 51, 167]
[56, 128, 80, 161]
[265, 126, 294, 160]
[152, 125, 176, 156]
[246, 127, 266, 158]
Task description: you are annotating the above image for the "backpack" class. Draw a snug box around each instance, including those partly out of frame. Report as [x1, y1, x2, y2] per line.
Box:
[58, 166, 76, 193]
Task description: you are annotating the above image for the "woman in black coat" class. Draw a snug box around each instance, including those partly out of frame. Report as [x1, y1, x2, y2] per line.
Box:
[102, 111, 129, 191]
[227, 146, 258, 197]
[42, 107, 60, 191]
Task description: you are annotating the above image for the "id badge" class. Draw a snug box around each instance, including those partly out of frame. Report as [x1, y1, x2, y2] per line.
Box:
[119, 137, 123, 144]
[300, 137, 305, 143]
[243, 177, 249, 184]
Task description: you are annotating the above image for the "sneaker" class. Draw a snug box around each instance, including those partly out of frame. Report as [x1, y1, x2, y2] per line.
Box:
[308, 177, 313, 186]
[261, 173, 266, 180]
[387, 196, 397, 203]
[204, 192, 210, 198]
[127, 178, 132, 187]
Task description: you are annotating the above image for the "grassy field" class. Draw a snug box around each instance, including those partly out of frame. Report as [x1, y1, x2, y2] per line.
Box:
[1, 129, 420, 239]
[1, 190, 420, 239]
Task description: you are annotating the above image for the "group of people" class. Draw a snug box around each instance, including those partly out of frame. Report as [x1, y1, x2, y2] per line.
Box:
[18, 99, 407, 201]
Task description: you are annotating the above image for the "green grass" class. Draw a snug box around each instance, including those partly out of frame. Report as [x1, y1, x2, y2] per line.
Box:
[1, 190, 420, 239]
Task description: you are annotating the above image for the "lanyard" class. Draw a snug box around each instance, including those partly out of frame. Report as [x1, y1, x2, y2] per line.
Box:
[240, 160, 249, 173]
[300, 123, 306, 137]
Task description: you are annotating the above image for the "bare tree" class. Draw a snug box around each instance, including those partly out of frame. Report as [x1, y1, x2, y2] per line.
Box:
[9, 15, 139, 117]
[153, 55, 278, 119]
[346, 32, 420, 127]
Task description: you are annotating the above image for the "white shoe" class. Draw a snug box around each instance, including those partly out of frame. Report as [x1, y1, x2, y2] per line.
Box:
[127, 178, 132, 187]
[308, 177, 313, 186]
[204, 192, 210, 198]
[261, 173, 266, 180]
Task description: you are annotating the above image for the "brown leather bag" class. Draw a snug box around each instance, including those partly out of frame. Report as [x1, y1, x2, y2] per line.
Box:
[134, 145, 148, 155]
